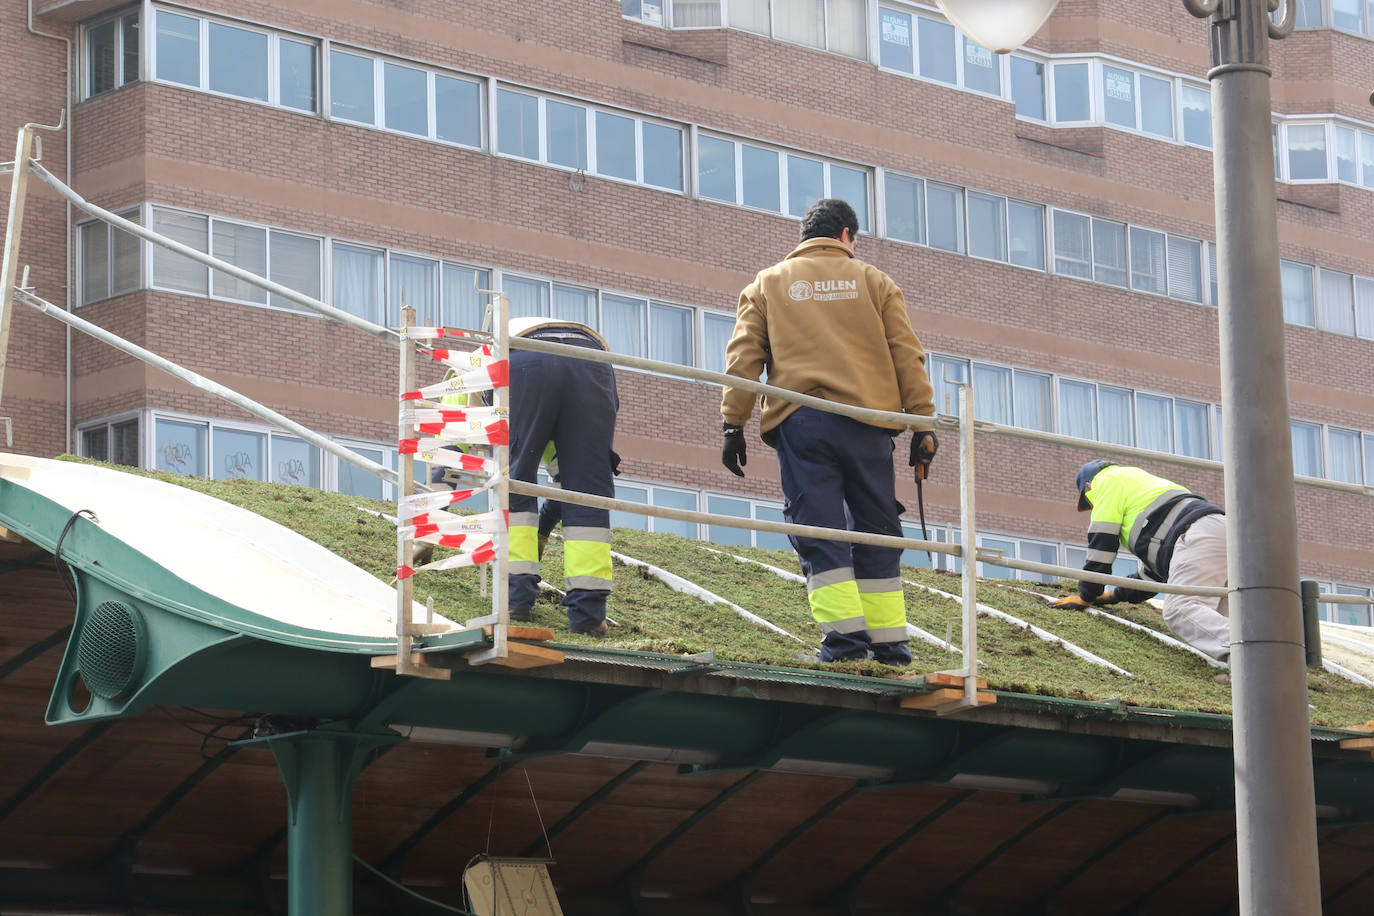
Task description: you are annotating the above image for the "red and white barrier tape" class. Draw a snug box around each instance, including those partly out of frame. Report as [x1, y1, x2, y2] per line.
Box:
[397, 539, 498, 578]
[402, 360, 509, 401]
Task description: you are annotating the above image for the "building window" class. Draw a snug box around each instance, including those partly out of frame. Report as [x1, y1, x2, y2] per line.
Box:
[331, 243, 385, 325]
[1013, 370, 1051, 432]
[331, 50, 377, 124]
[1180, 83, 1211, 147]
[211, 219, 268, 305]
[1166, 235, 1203, 303]
[702, 311, 735, 374]
[1052, 62, 1091, 122]
[1051, 210, 1091, 279]
[85, 8, 140, 97]
[651, 302, 694, 366]
[151, 207, 209, 295]
[732, 0, 866, 58]
[1287, 123, 1328, 181]
[272, 435, 322, 488]
[1328, 428, 1363, 485]
[269, 231, 323, 311]
[1010, 55, 1046, 120]
[78, 209, 142, 305]
[155, 417, 208, 476]
[696, 134, 865, 224]
[1129, 227, 1167, 295]
[1136, 393, 1173, 453]
[213, 427, 267, 481]
[1175, 400, 1210, 459]
[1291, 421, 1323, 478]
[1091, 218, 1128, 288]
[383, 62, 429, 135]
[79, 416, 140, 467]
[926, 182, 964, 253]
[1318, 269, 1356, 336]
[884, 173, 925, 245]
[1280, 260, 1315, 327]
[1099, 386, 1134, 446]
[1007, 201, 1045, 270]
[1059, 379, 1097, 441]
[972, 364, 1012, 424]
[154, 8, 318, 112]
[966, 192, 1007, 263]
[1356, 276, 1374, 340]
[443, 264, 492, 330]
[390, 253, 441, 326]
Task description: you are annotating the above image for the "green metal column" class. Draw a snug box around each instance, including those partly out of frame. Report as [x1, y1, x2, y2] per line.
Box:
[268, 731, 377, 916]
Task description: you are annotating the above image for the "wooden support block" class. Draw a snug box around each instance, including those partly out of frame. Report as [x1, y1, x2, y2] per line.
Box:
[922, 672, 988, 690]
[1346, 721, 1374, 734]
[370, 653, 452, 679]
[1339, 736, 1374, 751]
[0, 525, 27, 543]
[482, 624, 557, 642]
[0, 464, 30, 481]
[484, 642, 565, 669]
[901, 688, 997, 711]
[402, 623, 452, 636]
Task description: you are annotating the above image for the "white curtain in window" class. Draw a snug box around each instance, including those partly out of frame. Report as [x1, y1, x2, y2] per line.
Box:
[390, 254, 440, 326]
[1099, 386, 1133, 445]
[1328, 429, 1362, 484]
[703, 312, 735, 374]
[212, 220, 268, 304]
[1136, 394, 1172, 452]
[972, 364, 1012, 424]
[1290, 422, 1323, 477]
[650, 302, 693, 366]
[1206, 241, 1219, 306]
[331, 244, 384, 325]
[1129, 227, 1166, 294]
[773, 0, 824, 47]
[827, 0, 866, 58]
[1175, 401, 1210, 459]
[550, 284, 596, 327]
[1318, 269, 1356, 335]
[443, 265, 489, 330]
[729, 0, 771, 33]
[1058, 380, 1097, 441]
[930, 356, 968, 417]
[672, 0, 723, 26]
[1052, 211, 1091, 278]
[1013, 370, 1051, 432]
[1091, 218, 1128, 287]
[1007, 201, 1044, 270]
[505, 275, 550, 319]
[1356, 277, 1374, 340]
[927, 183, 965, 253]
[603, 294, 647, 356]
[1280, 260, 1315, 326]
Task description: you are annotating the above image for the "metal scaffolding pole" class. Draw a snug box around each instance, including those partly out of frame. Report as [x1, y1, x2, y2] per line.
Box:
[1184, 1, 1321, 912]
[0, 127, 36, 415]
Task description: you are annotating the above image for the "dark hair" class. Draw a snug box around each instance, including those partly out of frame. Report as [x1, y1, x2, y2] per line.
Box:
[800, 198, 859, 242]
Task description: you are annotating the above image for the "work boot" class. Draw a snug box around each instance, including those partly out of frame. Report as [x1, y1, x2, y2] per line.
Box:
[510, 607, 533, 623]
[570, 620, 608, 637]
[537, 533, 549, 561]
[412, 543, 435, 566]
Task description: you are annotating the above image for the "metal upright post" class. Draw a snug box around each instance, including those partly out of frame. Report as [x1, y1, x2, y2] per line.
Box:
[957, 385, 978, 704]
[396, 306, 417, 676]
[492, 292, 511, 660]
[1183, 1, 1321, 913]
[0, 127, 37, 411]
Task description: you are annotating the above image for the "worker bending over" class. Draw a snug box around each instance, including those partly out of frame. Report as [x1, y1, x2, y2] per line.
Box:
[1054, 461, 1231, 661]
[720, 198, 937, 665]
[507, 317, 619, 636]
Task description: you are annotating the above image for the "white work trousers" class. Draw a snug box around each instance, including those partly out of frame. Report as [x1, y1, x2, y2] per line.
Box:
[1161, 513, 1231, 661]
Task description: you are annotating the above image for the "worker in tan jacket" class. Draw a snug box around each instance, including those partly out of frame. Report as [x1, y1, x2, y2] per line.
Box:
[720, 198, 937, 665]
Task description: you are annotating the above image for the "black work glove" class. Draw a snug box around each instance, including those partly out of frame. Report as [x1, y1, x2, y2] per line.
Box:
[909, 431, 938, 482]
[610, 449, 622, 476]
[722, 423, 747, 477]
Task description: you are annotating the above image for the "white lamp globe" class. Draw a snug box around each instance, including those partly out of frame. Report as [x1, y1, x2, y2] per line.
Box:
[934, 0, 1063, 54]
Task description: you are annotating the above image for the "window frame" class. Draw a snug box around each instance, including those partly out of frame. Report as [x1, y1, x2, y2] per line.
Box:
[82, 6, 142, 99]
[77, 204, 145, 306]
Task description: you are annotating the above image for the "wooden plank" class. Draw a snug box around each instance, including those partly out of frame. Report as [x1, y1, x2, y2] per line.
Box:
[371, 653, 425, 669]
[900, 688, 997, 711]
[0, 464, 30, 481]
[1338, 736, 1374, 751]
[1345, 721, 1374, 734]
[402, 623, 452, 636]
[0, 525, 28, 544]
[482, 624, 557, 642]
[370, 654, 454, 679]
[922, 672, 988, 690]
[484, 642, 565, 669]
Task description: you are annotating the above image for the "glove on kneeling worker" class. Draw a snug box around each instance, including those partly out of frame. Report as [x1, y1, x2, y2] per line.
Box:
[909, 431, 938, 482]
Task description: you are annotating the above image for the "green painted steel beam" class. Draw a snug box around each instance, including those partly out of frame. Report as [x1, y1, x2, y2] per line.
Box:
[0, 722, 116, 827]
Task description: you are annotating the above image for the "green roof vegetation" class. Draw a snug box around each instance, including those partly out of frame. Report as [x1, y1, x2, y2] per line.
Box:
[64, 459, 1374, 727]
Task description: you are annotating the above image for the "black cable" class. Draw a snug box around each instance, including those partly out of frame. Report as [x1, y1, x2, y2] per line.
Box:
[53, 508, 98, 605]
[917, 478, 932, 567]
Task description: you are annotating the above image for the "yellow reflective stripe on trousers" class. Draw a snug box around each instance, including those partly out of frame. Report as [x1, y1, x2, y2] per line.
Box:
[509, 525, 539, 576]
[858, 588, 907, 641]
[809, 578, 865, 633]
[564, 537, 612, 591]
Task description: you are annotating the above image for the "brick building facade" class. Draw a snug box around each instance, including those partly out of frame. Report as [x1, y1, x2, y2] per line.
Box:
[3, 0, 1372, 614]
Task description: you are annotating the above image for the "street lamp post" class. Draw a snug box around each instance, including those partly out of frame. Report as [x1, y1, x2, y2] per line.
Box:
[1181, 2, 1321, 913]
[939, 0, 1321, 912]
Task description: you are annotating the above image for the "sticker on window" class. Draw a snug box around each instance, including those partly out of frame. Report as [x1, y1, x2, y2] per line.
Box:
[1106, 70, 1132, 101]
[880, 11, 910, 46]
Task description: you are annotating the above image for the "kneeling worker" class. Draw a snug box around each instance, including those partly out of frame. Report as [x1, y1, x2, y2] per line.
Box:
[507, 317, 619, 636]
[1053, 461, 1231, 661]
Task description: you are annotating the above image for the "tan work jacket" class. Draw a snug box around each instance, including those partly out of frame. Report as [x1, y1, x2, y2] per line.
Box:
[720, 237, 934, 444]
